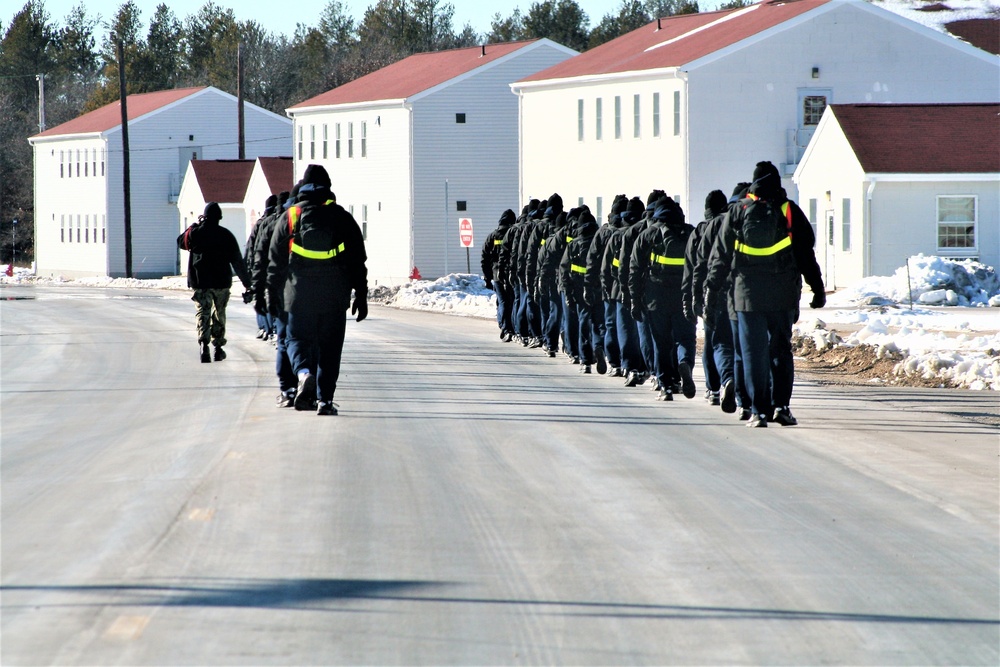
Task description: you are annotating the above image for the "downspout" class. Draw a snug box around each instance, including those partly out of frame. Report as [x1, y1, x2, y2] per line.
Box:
[680, 71, 690, 208]
[865, 179, 876, 277]
[516, 86, 524, 208]
[406, 100, 415, 279]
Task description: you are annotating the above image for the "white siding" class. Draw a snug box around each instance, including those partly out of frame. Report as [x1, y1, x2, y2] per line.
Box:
[292, 106, 412, 286]
[521, 76, 686, 217]
[412, 43, 575, 279]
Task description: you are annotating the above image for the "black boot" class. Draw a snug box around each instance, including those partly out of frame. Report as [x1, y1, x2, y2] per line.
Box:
[200, 343, 211, 363]
[213, 346, 226, 361]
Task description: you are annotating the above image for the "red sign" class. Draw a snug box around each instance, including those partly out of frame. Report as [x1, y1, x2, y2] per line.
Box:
[459, 218, 474, 248]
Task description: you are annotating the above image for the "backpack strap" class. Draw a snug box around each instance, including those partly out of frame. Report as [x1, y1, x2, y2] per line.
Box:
[287, 204, 346, 260]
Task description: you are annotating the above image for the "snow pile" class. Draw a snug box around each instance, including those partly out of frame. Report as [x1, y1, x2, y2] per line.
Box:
[382, 274, 497, 318]
[829, 255, 1000, 308]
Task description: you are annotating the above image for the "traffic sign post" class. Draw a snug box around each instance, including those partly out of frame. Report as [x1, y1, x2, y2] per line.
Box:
[459, 218, 473, 273]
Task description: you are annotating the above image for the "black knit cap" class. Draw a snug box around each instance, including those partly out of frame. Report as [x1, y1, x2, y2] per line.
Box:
[705, 190, 728, 215]
[203, 202, 222, 221]
[302, 163, 331, 188]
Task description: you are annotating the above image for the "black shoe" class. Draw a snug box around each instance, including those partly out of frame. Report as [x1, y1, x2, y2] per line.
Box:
[528, 338, 543, 349]
[200, 343, 211, 363]
[624, 371, 641, 387]
[678, 363, 696, 399]
[256, 328, 267, 340]
[747, 413, 768, 428]
[657, 388, 673, 401]
[213, 346, 226, 361]
[317, 401, 339, 416]
[720, 380, 737, 414]
[276, 390, 296, 408]
[294, 373, 317, 411]
[737, 407, 752, 421]
[772, 407, 798, 426]
[581, 364, 592, 374]
[595, 348, 608, 376]
[547, 349, 556, 358]
[710, 393, 720, 406]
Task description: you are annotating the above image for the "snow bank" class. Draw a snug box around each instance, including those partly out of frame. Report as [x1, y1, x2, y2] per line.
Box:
[381, 274, 497, 318]
[828, 255, 1000, 308]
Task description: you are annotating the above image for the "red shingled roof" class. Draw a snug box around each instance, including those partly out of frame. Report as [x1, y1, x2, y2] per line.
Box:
[191, 159, 256, 203]
[830, 103, 1000, 173]
[32, 87, 207, 138]
[289, 40, 542, 109]
[256, 156, 294, 195]
[520, 0, 830, 82]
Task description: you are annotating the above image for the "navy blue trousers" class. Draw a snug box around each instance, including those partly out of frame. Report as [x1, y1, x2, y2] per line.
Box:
[737, 310, 795, 418]
[286, 309, 348, 403]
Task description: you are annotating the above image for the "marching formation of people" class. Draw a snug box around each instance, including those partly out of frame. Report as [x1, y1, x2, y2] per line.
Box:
[481, 160, 826, 428]
[181, 163, 369, 416]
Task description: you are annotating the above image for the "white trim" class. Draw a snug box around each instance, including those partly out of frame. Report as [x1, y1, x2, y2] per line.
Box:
[511, 67, 684, 93]
[288, 100, 408, 116]
[866, 173, 1000, 182]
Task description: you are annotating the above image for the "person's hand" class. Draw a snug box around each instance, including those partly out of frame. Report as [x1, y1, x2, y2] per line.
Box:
[810, 290, 826, 309]
[630, 305, 643, 322]
[704, 288, 718, 316]
[254, 293, 268, 316]
[266, 289, 282, 318]
[682, 299, 696, 323]
[242, 290, 254, 304]
[352, 296, 368, 322]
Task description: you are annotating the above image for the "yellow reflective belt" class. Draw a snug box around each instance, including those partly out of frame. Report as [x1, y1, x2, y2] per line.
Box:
[650, 252, 684, 265]
[734, 235, 792, 256]
[540, 239, 546, 246]
[291, 241, 345, 260]
[493, 239, 503, 246]
[571, 264, 587, 274]
[612, 258, 621, 268]
[565, 236, 574, 242]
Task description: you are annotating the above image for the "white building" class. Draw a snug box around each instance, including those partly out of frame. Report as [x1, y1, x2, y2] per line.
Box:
[285, 40, 577, 284]
[511, 0, 999, 226]
[244, 156, 294, 224]
[794, 103, 999, 288]
[28, 86, 291, 278]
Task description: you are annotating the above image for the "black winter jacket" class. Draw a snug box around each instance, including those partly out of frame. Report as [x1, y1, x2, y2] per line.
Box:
[267, 185, 368, 314]
[177, 219, 250, 291]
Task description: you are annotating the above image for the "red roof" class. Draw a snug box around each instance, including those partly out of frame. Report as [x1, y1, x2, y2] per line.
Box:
[830, 103, 1000, 173]
[256, 156, 294, 195]
[520, 0, 830, 82]
[32, 87, 207, 138]
[191, 159, 256, 203]
[289, 41, 542, 108]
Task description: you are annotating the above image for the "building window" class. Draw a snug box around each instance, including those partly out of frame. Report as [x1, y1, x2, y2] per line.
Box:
[456, 113, 466, 124]
[76, 215, 81, 243]
[84, 154, 88, 177]
[841, 198, 851, 252]
[335, 123, 341, 158]
[633, 94, 640, 138]
[673, 91, 681, 136]
[362, 204, 368, 240]
[361, 121, 367, 158]
[92, 149, 97, 176]
[809, 198, 818, 237]
[61, 215, 65, 242]
[101, 149, 105, 176]
[827, 210, 835, 247]
[614, 96, 621, 139]
[596, 196, 603, 221]
[102, 215, 106, 243]
[85, 214, 89, 243]
[456, 201, 467, 212]
[578, 196, 584, 206]
[937, 195, 977, 251]
[577, 99, 584, 142]
[76, 150, 81, 177]
[348, 122, 354, 158]
[595, 98, 603, 141]
[653, 93, 660, 137]
[803, 95, 828, 126]
[297, 125, 303, 160]
[60, 150, 64, 177]
[310, 125, 315, 159]
[322, 124, 328, 159]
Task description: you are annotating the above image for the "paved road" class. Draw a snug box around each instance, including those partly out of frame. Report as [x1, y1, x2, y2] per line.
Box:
[2, 284, 997, 665]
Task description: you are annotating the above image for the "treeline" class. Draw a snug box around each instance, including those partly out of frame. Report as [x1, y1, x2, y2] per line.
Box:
[0, 0, 749, 263]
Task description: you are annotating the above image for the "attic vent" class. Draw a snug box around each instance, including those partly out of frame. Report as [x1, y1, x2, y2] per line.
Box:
[657, 18, 662, 29]
[481, 44, 486, 56]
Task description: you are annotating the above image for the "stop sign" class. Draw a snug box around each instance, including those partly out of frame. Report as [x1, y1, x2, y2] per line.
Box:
[459, 218, 474, 248]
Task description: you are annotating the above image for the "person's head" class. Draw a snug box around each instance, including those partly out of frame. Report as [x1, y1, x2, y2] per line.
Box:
[200, 202, 222, 224]
[730, 182, 751, 204]
[264, 194, 278, 216]
[278, 191, 290, 208]
[499, 209, 516, 226]
[624, 196, 645, 224]
[653, 195, 685, 225]
[705, 189, 728, 217]
[545, 193, 563, 218]
[750, 161, 781, 198]
[302, 163, 331, 189]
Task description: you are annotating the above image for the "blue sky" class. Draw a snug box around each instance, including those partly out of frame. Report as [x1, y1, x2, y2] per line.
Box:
[25, 1, 724, 37]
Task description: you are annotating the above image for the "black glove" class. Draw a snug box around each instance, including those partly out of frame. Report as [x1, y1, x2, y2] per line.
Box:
[352, 295, 368, 322]
[630, 305, 644, 322]
[242, 290, 254, 304]
[254, 293, 268, 317]
[704, 288, 718, 317]
[810, 290, 826, 309]
[266, 289, 282, 318]
[682, 299, 696, 324]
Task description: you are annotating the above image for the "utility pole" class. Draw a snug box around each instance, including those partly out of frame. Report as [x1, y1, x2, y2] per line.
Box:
[36, 74, 46, 132]
[237, 42, 245, 159]
[117, 38, 133, 278]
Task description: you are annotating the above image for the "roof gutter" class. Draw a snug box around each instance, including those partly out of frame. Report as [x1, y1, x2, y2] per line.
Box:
[511, 67, 685, 93]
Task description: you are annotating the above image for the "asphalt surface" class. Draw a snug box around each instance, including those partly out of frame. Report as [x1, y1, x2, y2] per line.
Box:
[2, 283, 998, 665]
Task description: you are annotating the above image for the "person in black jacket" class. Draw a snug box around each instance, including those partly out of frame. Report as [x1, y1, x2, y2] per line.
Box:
[683, 189, 731, 407]
[705, 161, 825, 427]
[586, 195, 627, 376]
[246, 194, 278, 340]
[560, 206, 602, 373]
[629, 196, 696, 400]
[177, 202, 252, 363]
[267, 164, 368, 416]
[481, 209, 516, 341]
[607, 196, 647, 386]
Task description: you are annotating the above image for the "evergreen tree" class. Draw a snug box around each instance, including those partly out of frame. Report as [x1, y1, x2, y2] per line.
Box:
[524, 0, 590, 52]
[588, 0, 650, 48]
[486, 9, 527, 43]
